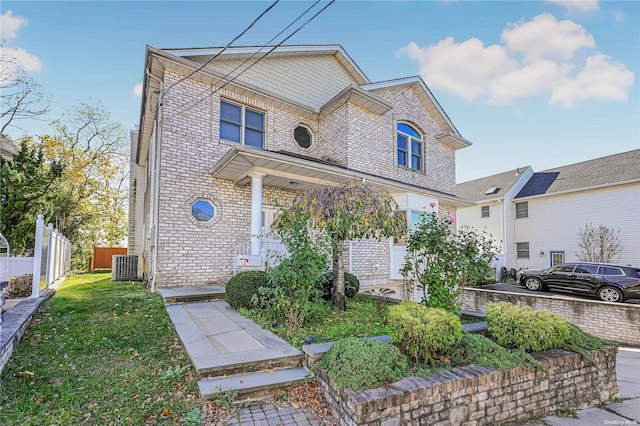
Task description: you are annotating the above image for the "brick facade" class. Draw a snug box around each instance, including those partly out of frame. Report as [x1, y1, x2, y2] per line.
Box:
[137, 51, 463, 288]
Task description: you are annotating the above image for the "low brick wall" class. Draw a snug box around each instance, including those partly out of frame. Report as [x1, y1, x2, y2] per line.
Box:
[316, 346, 618, 426]
[461, 287, 640, 346]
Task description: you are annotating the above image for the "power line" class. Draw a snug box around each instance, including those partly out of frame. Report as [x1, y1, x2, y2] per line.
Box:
[164, 0, 280, 95]
[169, 0, 322, 116]
[171, 0, 336, 119]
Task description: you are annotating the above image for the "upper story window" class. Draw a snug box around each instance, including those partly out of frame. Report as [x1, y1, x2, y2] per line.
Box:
[220, 100, 264, 149]
[481, 205, 490, 218]
[397, 123, 422, 171]
[515, 201, 528, 218]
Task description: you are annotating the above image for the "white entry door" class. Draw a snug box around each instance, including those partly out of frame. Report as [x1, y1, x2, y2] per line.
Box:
[262, 207, 286, 267]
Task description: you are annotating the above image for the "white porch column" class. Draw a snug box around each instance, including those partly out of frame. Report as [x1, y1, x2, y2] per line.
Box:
[249, 172, 265, 257]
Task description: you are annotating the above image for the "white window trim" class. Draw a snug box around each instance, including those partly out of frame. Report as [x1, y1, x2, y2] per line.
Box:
[481, 205, 490, 218]
[515, 201, 528, 218]
[397, 122, 423, 171]
[293, 123, 314, 149]
[220, 99, 265, 147]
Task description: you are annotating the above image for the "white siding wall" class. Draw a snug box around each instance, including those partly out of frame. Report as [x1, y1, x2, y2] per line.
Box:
[513, 183, 640, 270]
[457, 202, 504, 251]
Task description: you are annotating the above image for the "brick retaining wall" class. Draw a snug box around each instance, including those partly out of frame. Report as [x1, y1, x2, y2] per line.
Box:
[460, 287, 640, 346]
[316, 346, 618, 426]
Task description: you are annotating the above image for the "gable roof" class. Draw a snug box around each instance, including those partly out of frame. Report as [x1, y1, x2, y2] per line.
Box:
[456, 167, 530, 203]
[361, 76, 468, 143]
[515, 149, 640, 198]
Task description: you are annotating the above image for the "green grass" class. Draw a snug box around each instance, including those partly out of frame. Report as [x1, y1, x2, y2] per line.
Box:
[239, 294, 391, 348]
[0, 273, 201, 425]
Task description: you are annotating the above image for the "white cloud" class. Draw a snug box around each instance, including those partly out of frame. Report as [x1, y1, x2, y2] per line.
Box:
[547, 0, 599, 14]
[487, 60, 571, 104]
[398, 12, 635, 108]
[0, 45, 42, 78]
[550, 53, 635, 107]
[502, 13, 595, 63]
[1, 10, 28, 39]
[398, 39, 517, 101]
[132, 83, 143, 97]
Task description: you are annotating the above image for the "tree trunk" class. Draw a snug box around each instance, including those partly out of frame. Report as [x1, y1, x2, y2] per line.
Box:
[332, 239, 346, 311]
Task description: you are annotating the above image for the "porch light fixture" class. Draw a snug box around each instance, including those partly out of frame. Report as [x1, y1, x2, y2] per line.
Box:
[289, 181, 299, 186]
[539, 251, 545, 257]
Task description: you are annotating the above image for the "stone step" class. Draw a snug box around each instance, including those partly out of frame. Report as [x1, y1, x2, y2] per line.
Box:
[198, 367, 311, 402]
[157, 286, 226, 304]
[196, 349, 304, 379]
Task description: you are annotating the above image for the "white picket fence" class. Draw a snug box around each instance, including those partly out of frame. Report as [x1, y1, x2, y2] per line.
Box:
[6, 215, 72, 297]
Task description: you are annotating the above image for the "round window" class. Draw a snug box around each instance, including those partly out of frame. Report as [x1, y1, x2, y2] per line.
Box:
[191, 199, 215, 222]
[294, 125, 312, 149]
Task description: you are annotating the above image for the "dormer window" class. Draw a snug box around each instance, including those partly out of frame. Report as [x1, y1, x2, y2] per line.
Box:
[220, 100, 264, 148]
[397, 123, 422, 171]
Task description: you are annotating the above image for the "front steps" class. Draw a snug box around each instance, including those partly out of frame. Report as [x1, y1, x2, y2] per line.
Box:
[160, 286, 308, 402]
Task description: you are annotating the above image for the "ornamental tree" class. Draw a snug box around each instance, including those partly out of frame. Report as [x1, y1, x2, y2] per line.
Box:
[274, 184, 406, 311]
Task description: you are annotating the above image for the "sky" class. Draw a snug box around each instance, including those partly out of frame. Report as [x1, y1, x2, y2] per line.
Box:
[1, 0, 639, 183]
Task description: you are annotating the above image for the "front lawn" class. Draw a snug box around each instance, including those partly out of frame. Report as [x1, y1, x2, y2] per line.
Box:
[0, 273, 202, 425]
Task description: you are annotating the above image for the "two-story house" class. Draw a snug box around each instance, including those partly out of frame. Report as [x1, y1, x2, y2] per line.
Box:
[128, 44, 473, 297]
[456, 150, 640, 274]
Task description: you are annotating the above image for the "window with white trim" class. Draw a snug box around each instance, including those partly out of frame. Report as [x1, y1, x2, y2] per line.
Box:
[516, 242, 530, 258]
[220, 100, 264, 148]
[397, 123, 422, 171]
[481, 205, 490, 218]
[515, 201, 528, 218]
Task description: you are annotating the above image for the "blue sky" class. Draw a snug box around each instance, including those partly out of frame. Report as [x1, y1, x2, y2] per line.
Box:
[2, 0, 638, 183]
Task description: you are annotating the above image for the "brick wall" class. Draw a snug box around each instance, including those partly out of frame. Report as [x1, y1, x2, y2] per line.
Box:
[316, 346, 618, 426]
[150, 69, 460, 287]
[461, 288, 640, 346]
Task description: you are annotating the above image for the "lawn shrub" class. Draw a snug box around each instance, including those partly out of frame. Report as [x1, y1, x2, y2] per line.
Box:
[443, 333, 539, 371]
[320, 272, 360, 299]
[561, 323, 603, 365]
[486, 302, 569, 352]
[3, 273, 33, 298]
[315, 338, 408, 390]
[225, 270, 270, 309]
[387, 301, 463, 362]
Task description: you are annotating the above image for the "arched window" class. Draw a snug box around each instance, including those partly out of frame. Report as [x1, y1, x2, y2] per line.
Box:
[396, 123, 422, 171]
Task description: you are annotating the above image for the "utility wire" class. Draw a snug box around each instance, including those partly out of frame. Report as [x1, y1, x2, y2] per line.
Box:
[171, 0, 335, 119]
[169, 0, 322, 116]
[164, 0, 280, 95]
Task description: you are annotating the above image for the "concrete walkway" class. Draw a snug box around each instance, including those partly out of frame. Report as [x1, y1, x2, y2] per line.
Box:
[158, 289, 308, 402]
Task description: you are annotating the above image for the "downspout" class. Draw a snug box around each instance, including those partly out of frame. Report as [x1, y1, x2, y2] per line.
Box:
[147, 69, 163, 292]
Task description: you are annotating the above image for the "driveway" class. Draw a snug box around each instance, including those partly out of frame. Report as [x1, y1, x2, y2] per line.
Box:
[483, 283, 640, 305]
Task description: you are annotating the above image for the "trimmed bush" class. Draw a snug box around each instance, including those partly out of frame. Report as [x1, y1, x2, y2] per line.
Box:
[387, 301, 463, 362]
[486, 302, 570, 352]
[443, 333, 539, 371]
[225, 271, 270, 309]
[319, 272, 360, 299]
[315, 337, 408, 390]
[4, 274, 33, 298]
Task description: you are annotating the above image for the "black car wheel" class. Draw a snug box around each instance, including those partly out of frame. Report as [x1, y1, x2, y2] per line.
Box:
[524, 277, 543, 291]
[597, 286, 623, 303]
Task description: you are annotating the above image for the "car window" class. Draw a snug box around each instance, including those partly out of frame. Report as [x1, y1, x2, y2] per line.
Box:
[598, 266, 624, 276]
[575, 264, 598, 274]
[554, 264, 576, 273]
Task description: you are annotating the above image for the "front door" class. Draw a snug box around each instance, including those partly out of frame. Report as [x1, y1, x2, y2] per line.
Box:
[550, 251, 565, 267]
[262, 207, 285, 266]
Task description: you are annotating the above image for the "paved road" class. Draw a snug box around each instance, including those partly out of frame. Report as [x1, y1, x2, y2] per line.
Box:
[484, 282, 640, 305]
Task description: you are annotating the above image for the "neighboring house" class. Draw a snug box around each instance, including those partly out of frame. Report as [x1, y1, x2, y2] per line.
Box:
[456, 150, 640, 273]
[0, 134, 19, 161]
[128, 44, 473, 298]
